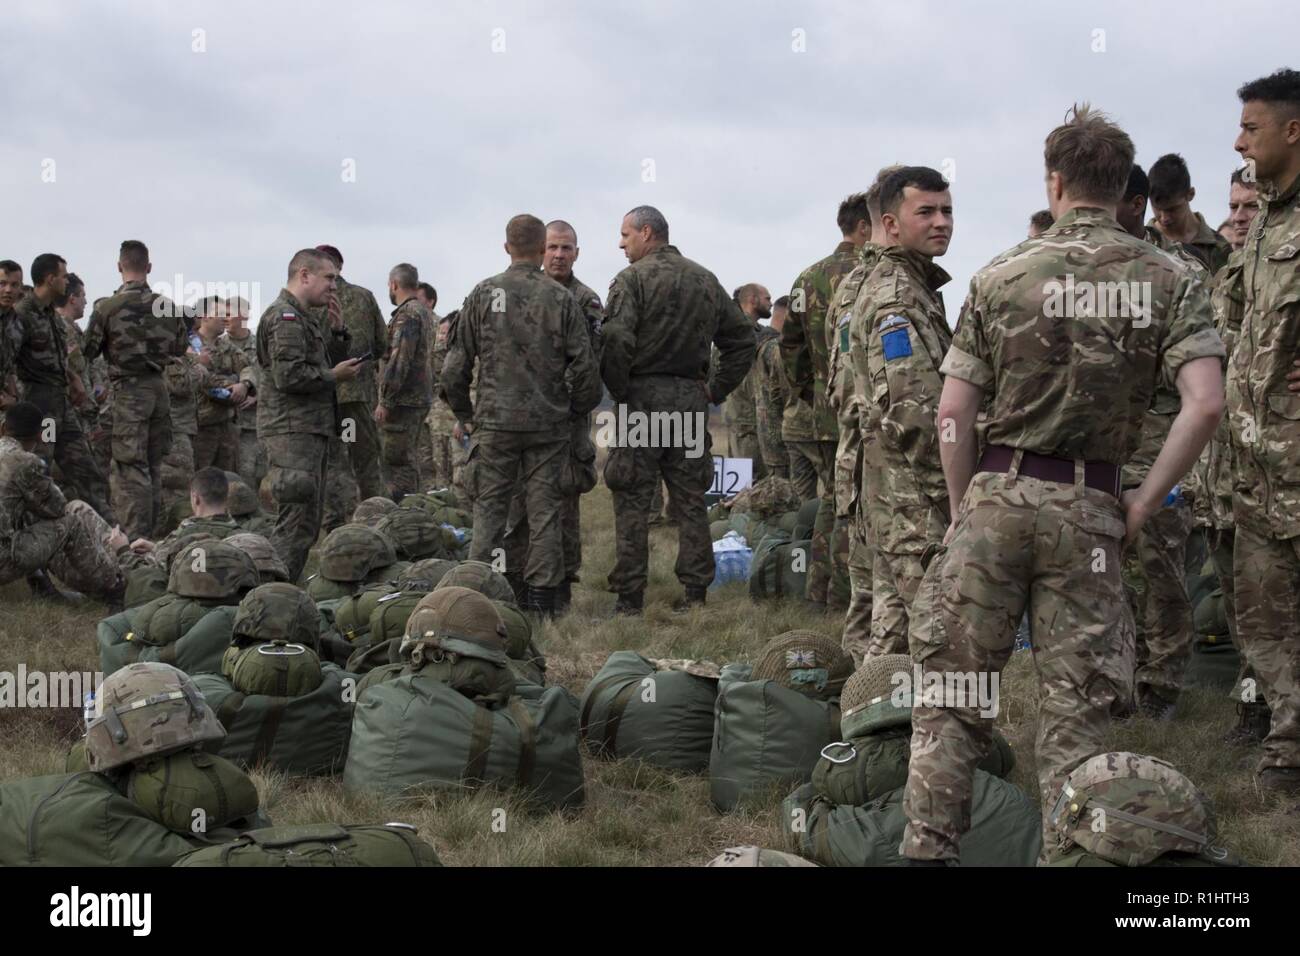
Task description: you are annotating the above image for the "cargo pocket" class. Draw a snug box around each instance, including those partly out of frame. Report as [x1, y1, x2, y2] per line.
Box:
[461, 439, 481, 500]
[559, 433, 597, 495]
[908, 545, 949, 663]
[1266, 392, 1300, 483]
[603, 445, 639, 492]
[269, 464, 316, 505]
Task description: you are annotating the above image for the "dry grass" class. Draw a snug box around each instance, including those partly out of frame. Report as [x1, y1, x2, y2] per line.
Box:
[3, 457, 1297, 866]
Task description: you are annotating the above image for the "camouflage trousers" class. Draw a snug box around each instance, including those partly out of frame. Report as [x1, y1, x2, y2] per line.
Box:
[465, 425, 569, 589]
[786, 440, 841, 606]
[24, 384, 115, 526]
[1233, 523, 1300, 772]
[264, 432, 329, 585]
[1122, 499, 1194, 698]
[902, 469, 1132, 862]
[236, 427, 267, 495]
[108, 375, 171, 541]
[728, 420, 766, 482]
[158, 430, 195, 532]
[606, 376, 715, 596]
[843, 509, 873, 668]
[758, 418, 789, 481]
[0, 500, 123, 600]
[324, 401, 385, 529]
[193, 421, 239, 472]
[1209, 525, 1257, 699]
[504, 416, 589, 581]
[787, 440, 819, 500]
[380, 404, 430, 501]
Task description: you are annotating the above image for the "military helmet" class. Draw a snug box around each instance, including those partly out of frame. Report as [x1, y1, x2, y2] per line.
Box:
[353, 496, 398, 528]
[706, 845, 817, 867]
[167, 539, 260, 601]
[232, 582, 321, 649]
[751, 631, 853, 700]
[840, 654, 915, 738]
[399, 586, 509, 662]
[85, 662, 226, 772]
[225, 479, 262, 518]
[224, 532, 289, 583]
[398, 558, 459, 591]
[433, 560, 516, 605]
[1049, 752, 1215, 866]
[376, 508, 457, 561]
[222, 640, 324, 697]
[318, 523, 398, 582]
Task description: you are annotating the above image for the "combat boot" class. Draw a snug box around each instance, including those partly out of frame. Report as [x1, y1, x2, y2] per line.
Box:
[1257, 767, 1300, 796]
[522, 586, 556, 620]
[26, 571, 80, 605]
[1224, 702, 1271, 746]
[613, 591, 643, 616]
[505, 571, 527, 604]
[555, 579, 573, 614]
[672, 586, 708, 612]
[1136, 685, 1177, 721]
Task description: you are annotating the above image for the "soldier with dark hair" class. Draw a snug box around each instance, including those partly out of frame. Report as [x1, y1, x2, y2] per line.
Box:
[722, 282, 771, 482]
[754, 293, 792, 480]
[377, 262, 432, 499]
[0, 260, 23, 410]
[1146, 153, 1233, 274]
[1028, 209, 1055, 238]
[193, 297, 252, 472]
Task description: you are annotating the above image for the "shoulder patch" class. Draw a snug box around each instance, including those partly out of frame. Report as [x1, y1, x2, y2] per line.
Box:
[881, 327, 912, 361]
[878, 313, 909, 330]
[281, 312, 297, 321]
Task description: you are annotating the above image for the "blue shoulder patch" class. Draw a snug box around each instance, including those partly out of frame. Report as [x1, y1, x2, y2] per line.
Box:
[881, 328, 912, 361]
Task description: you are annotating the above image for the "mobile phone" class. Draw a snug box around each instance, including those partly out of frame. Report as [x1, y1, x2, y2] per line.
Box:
[355, 351, 373, 362]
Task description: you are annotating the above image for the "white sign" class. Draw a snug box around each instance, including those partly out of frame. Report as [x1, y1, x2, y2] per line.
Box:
[710, 457, 753, 498]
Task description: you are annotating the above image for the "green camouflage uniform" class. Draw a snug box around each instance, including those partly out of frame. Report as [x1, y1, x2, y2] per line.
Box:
[222, 330, 266, 492]
[378, 296, 433, 500]
[61, 313, 112, 511]
[8, 294, 115, 523]
[317, 276, 387, 529]
[414, 308, 441, 484]
[442, 262, 601, 589]
[193, 330, 253, 472]
[0, 435, 124, 598]
[601, 245, 754, 597]
[426, 313, 463, 494]
[848, 246, 953, 648]
[723, 318, 765, 481]
[901, 207, 1223, 862]
[83, 281, 189, 537]
[1146, 212, 1233, 279]
[753, 327, 790, 480]
[783, 239, 860, 605]
[1226, 170, 1300, 774]
[256, 288, 352, 583]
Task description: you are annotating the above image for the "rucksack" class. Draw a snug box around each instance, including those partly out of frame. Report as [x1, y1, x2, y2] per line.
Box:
[221, 641, 323, 697]
[98, 604, 236, 679]
[748, 535, 812, 600]
[493, 600, 547, 688]
[344, 677, 585, 811]
[123, 564, 169, 610]
[580, 652, 718, 772]
[173, 823, 441, 867]
[125, 750, 261, 833]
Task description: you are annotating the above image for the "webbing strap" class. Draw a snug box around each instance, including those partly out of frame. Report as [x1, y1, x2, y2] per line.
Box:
[194, 755, 231, 825]
[463, 704, 496, 786]
[253, 698, 287, 764]
[508, 698, 537, 788]
[602, 682, 640, 757]
[1094, 802, 1210, 846]
[579, 674, 635, 742]
[216, 691, 246, 728]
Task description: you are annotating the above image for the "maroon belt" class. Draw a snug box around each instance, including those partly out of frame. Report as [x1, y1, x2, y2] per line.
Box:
[978, 445, 1120, 497]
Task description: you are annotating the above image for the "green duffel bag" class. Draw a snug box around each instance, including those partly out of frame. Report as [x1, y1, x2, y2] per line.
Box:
[369, 589, 424, 648]
[124, 564, 170, 610]
[126, 750, 261, 832]
[191, 665, 355, 776]
[98, 604, 237, 678]
[344, 677, 585, 810]
[307, 575, 358, 602]
[493, 600, 547, 687]
[1046, 846, 1247, 867]
[1193, 587, 1229, 639]
[579, 651, 719, 771]
[356, 660, 406, 699]
[174, 822, 442, 867]
[376, 508, 460, 561]
[710, 513, 755, 542]
[781, 777, 1041, 867]
[793, 498, 820, 541]
[709, 664, 841, 811]
[334, 584, 396, 646]
[346, 636, 403, 676]
[0, 771, 265, 866]
[133, 592, 219, 646]
[221, 641, 323, 698]
[748, 536, 811, 600]
[811, 727, 1017, 807]
[314, 598, 354, 666]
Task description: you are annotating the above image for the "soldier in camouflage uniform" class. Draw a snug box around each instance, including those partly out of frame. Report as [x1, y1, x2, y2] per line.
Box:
[750, 289, 792, 480]
[377, 263, 433, 500]
[312, 245, 387, 530]
[119, 466, 243, 573]
[55, 273, 112, 514]
[1227, 70, 1300, 794]
[221, 296, 265, 493]
[8, 254, 116, 524]
[847, 168, 955, 654]
[900, 106, 1224, 863]
[413, 282, 441, 484]
[1146, 153, 1234, 277]
[429, 310, 466, 495]
[157, 345, 219, 532]
[601, 206, 754, 613]
[193, 297, 253, 472]
[82, 240, 189, 538]
[441, 214, 601, 618]
[0, 260, 23, 410]
[782, 195, 870, 609]
[257, 249, 363, 584]
[722, 285, 767, 482]
[0, 402, 128, 602]
[502, 220, 605, 608]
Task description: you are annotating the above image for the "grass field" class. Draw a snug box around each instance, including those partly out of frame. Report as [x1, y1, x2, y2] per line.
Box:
[3, 478, 1298, 866]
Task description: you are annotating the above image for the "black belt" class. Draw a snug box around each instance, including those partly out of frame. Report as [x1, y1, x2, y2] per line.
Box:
[978, 445, 1120, 497]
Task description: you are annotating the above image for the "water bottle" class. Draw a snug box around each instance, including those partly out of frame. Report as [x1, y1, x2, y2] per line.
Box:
[83, 691, 97, 728]
[210, 387, 232, 401]
[189, 333, 203, 352]
[1163, 484, 1182, 508]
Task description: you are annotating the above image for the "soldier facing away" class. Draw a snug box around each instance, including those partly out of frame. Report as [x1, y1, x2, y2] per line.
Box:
[900, 104, 1224, 864]
[376, 262, 433, 500]
[221, 296, 265, 492]
[440, 214, 602, 618]
[256, 249, 363, 583]
[600, 205, 755, 613]
[721, 283, 768, 482]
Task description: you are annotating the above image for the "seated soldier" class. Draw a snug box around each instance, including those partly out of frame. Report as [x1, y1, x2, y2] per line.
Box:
[0, 402, 128, 605]
[123, 467, 245, 572]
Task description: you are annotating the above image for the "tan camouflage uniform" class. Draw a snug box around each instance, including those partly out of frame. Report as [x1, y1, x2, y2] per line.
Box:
[753, 328, 790, 480]
[901, 208, 1223, 862]
[193, 330, 252, 472]
[414, 308, 441, 484]
[222, 329, 266, 493]
[378, 296, 433, 500]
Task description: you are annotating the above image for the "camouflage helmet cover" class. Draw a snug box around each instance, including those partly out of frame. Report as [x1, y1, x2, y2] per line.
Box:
[232, 582, 322, 648]
[168, 539, 260, 600]
[752, 630, 852, 700]
[319, 523, 398, 582]
[224, 532, 289, 583]
[85, 662, 226, 772]
[840, 654, 914, 738]
[353, 496, 398, 528]
[399, 586, 509, 663]
[706, 845, 818, 867]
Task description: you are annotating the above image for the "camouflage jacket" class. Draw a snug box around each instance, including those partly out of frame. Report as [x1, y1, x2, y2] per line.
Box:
[0, 306, 14, 395]
[165, 353, 218, 437]
[942, 207, 1223, 469]
[380, 296, 433, 409]
[722, 317, 764, 429]
[602, 244, 754, 404]
[153, 514, 242, 570]
[442, 262, 601, 430]
[82, 280, 187, 381]
[1201, 252, 1245, 530]
[781, 239, 861, 441]
[221, 331, 260, 432]
[0, 434, 66, 540]
[62, 314, 99, 432]
[1146, 212, 1233, 278]
[849, 246, 953, 550]
[427, 313, 458, 431]
[196, 331, 254, 427]
[1227, 171, 1300, 538]
[312, 276, 387, 406]
[8, 294, 69, 390]
[754, 327, 789, 468]
[256, 289, 351, 438]
[561, 273, 605, 354]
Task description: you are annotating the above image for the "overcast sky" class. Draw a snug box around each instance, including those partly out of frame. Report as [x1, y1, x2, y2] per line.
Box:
[1, 0, 1290, 326]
